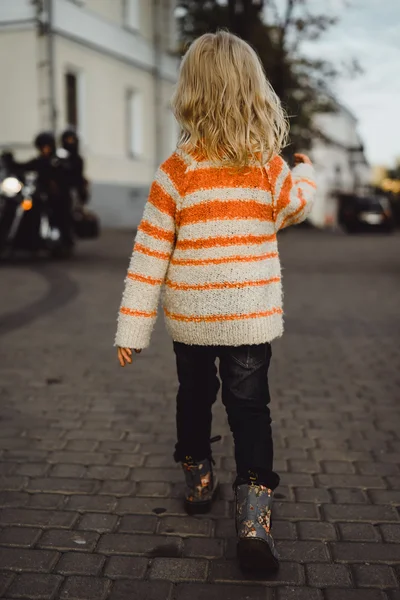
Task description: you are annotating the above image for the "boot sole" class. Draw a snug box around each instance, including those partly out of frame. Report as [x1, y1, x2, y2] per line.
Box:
[184, 482, 219, 515]
[237, 537, 279, 573]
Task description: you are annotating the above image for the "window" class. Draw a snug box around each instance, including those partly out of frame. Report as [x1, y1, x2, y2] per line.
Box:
[65, 72, 78, 129]
[125, 0, 140, 31]
[127, 90, 143, 157]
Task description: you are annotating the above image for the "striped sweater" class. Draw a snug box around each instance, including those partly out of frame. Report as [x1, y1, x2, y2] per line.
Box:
[115, 150, 316, 348]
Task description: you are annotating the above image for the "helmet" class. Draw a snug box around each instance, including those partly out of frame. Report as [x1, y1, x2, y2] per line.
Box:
[34, 131, 56, 154]
[61, 129, 79, 154]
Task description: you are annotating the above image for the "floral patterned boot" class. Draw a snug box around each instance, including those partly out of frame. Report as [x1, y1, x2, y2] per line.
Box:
[235, 482, 279, 571]
[181, 456, 219, 515]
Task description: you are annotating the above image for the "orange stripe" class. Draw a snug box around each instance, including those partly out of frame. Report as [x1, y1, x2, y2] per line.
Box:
[148, 181, 176, 217]
[162, 153, 189, 196]
[176, 233, 275, 250]
[293, 177, 317, 189]
[138, 220, 175, 243]
[184, 166, 269, 195]
[135, 243, 170, 261]
[281, 189, 307, 228]
[127, 272, 163, 286]
[164, 307, 283, 323]
[171, 251, 278, 266]
[267, 156, 285, 191]
[120, 307, 157, 318]
[275, 172, 293, 214]
[165, 277, 280, 291]
[178, 200, 273, 226]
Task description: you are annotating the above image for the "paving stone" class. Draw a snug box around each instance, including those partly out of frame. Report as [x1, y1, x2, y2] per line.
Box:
[177, 584, 274, 599]
[273, 502, 319, 520]
[38, 529, 99, 552]
[279, 473, 314, 487]
[331, 542, 400, 563]
[104, 556, 148, 579]
[306, 563, 352, 587]
[338, 522, 381, 542]
[66, 495, 117, 512]
[158, 516, 212, 537]
[117, 497, 186, 516]
[0, 508, 78, 529]
[0, 492, 30, 508]
[297, 521, 337, 540]
[86, 465, 130, 480]
[368, 490, 400, 505]
[0, 548, 59, 572]
[112, 454, 145, 467]
[56, 552, 105, 576]
[6, 573, 63, 599]
[276, 540, 330, 562]
[324, 591, 387, 600]
[14, 463, 50, 477]
[316, 475, 386, 488]
[50, 464, 87, 478]
[97, 533, 182, 557]
[331, 488, 369, 504]
[323, 504, 398, 522]
[215, 519, 236, 538]
[183, 537, 224, 558]
[137, 482, 171, 497]
[0, 572, 14, 596]
[28, 494, 65, 509]
[352, 564, 398, 588]
[379, 523, 400, 542]
[49, 452, 109, 465]
[108, 581, 173, 600]
[99, 481, 136, 496]
[77, 512, 118, 532]
[277, 588, 323, 600]
[0, 476, 28, 491]
[322, 461, 356, 474]
[356, 461, 399, 476]
[272, 520, 298, 540]
[149, 558, 208, 582]
[27, 478, 97, 494]
[117, 515, 158, 534]
[0, 526, 42, 547]
[210, 560, 305, 585]
[59, 576, 110, 600]
[294, 488, 331, 503]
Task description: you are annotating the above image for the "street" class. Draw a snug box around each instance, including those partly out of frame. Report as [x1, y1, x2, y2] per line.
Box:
[0, 228, 399, 600]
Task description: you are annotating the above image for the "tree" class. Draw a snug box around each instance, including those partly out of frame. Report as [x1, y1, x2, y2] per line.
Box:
[176, 0, 352, 154]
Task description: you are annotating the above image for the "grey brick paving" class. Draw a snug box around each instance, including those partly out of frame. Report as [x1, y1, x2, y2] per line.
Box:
[0, 229, 399, 598]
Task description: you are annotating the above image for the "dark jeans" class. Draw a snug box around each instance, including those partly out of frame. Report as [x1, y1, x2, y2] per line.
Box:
[173, 342, 280, 490]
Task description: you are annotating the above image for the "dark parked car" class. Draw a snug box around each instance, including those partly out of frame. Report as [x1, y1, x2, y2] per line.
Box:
[338, 193, 394, 233]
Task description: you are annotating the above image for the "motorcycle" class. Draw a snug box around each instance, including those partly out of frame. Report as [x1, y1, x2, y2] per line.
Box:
[0, 157, 68, 258]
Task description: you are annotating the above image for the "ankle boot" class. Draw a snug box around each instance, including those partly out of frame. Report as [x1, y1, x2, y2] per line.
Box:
[181, 456, 219, 515]
[235, 483, 279, 571]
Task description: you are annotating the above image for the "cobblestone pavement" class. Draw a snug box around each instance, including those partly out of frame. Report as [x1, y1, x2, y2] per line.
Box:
[0, 228, 399, 600]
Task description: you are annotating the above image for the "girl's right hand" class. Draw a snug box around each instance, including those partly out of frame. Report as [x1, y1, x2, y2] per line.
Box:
[294, 153, 312, 166]
[117, 347, 141, 367]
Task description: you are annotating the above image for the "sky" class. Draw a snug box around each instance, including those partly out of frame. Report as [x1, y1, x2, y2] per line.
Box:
[296, 0, 400, 166]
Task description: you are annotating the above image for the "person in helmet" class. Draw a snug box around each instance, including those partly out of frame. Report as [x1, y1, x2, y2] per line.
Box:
[4, 132, 74, 249]
[61, 129, 89, 205]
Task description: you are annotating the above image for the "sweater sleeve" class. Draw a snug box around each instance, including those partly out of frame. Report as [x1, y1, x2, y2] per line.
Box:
[114, 165, 179, 349]
[268, 155, 317, 231]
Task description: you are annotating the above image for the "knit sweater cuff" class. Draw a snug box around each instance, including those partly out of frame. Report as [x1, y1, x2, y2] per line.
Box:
[114, 313, 155, 349]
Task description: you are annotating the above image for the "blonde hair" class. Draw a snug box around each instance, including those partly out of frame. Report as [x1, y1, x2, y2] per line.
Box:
[171, 31, 289, 168]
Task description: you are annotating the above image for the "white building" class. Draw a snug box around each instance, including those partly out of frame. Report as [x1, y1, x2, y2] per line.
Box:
[309, 102, 371, 228]
[0, 0, 179, 227]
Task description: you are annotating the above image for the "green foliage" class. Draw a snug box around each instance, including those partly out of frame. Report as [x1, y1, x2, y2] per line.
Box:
[176, 0, 350, 153]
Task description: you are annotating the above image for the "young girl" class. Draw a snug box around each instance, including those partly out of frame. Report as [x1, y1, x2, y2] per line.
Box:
[115, 31, 316, 572]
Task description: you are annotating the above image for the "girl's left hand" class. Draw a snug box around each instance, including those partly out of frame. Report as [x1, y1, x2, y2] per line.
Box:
[117, 347, 141, 367]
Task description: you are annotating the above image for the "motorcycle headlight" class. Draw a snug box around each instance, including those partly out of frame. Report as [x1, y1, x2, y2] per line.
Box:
[1, 177, 23, 198]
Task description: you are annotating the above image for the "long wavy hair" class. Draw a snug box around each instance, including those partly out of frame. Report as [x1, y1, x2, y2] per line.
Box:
[171, 31, 289, 168]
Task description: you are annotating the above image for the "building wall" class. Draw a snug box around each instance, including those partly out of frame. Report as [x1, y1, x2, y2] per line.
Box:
[0, 29, 39, 159]
[309, 107, 371, 228]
